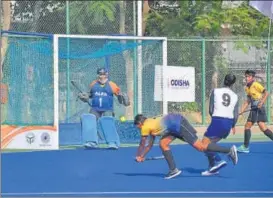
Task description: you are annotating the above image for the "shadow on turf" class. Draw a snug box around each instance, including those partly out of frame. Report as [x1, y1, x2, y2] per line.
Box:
[182, 167, 230, 178]
[182, 167, 205, 174]
[114, 168, 230, 178]
[114, 172, 165, 178]
[75, 147, 119, 151]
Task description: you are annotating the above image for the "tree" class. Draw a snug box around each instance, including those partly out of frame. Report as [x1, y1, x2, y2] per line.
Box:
[143, 0, 151, 36]
[69, 1, 119, 34]
[11, 1, 65, 33]
[68, 1, 138, 119]
[144, 0, 272, 116]
[193, 1, 272, 90]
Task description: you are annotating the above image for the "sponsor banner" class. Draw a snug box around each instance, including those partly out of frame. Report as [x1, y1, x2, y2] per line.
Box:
[154, 65, 195, 102]
[1, 125, 58, 150]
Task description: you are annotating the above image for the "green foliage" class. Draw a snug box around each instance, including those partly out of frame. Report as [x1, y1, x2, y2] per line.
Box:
[180, 102, 199, 112]
[69, 1, 118, 34]
[11, 1, 135, 35]
[12, 1, 65, 32]
[12, 1, 273, 39]
[146, 1, 273, 38]
[169, 102, 199, 113]
[223, 3, 270, 36]
[146, 0, 273, 103]
[191, 1, 272, 38]
[12, 1, 64, 21]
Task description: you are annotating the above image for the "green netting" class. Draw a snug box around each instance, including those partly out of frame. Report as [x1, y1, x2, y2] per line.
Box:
[2, 36, 54, 125]
[58, 37, 164, 123]
[1, 34, 165, 126]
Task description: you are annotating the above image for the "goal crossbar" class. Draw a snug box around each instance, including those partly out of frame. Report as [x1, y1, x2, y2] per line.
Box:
[55, 34, 167, 41]
[53, 34, 168, 115]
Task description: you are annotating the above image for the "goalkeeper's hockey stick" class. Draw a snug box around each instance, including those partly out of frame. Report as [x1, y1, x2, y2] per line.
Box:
[71, 80, 83, 93]
[71, 80, 104, 140]
[71, 80, 91, 105]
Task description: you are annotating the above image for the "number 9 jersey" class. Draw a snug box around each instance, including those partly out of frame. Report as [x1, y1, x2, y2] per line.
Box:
[209, 87, 239, 119]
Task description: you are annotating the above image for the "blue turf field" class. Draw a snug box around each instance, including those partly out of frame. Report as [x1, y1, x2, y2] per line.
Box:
[1, 142, 273, 197]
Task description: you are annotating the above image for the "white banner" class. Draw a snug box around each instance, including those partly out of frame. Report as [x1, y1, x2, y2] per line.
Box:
[1, 126, 58, 150]
[154, 65, 195, 102]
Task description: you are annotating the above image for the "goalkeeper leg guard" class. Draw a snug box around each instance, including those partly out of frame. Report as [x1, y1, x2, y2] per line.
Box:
[81, 113, 99, 148]
[98, 116, 120, 149]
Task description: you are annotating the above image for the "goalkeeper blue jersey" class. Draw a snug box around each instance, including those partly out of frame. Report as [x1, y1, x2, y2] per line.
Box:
[90, 81, 115, 111]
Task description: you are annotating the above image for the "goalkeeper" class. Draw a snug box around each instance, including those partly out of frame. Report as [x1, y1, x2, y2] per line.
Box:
[78, 67, 130, 147]
[79, 68, 129, 118]
[134, 113, 238, 179]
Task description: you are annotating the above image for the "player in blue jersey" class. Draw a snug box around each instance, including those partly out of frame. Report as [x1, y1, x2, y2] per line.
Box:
[201, 74, 239, 176]
[88, 68, 120, 118]
[79, 68, 129, 117]
[134, 112, 238, 179]
[79, 68, 129, 148]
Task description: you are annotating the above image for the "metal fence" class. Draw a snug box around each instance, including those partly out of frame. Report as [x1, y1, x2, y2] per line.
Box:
[2, 1, 137, 35]
[1, 34, 272, 127]
[167, 38, 273, 125]
[1, 0, 272, 126]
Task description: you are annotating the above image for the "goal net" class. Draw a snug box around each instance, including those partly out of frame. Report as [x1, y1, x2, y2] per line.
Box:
[1, 32, 168, 148]
[1, 32, 58, 149]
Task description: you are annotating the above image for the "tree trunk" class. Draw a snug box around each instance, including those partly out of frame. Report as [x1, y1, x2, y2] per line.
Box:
[211, 68, 218, 89]
[118, 1, 150, 119]
[30, 1, 43, 32]
[1, 1, 11, 80]
[211, 23, 231, 90]
[142, 0, 150, 36]
[119, 1, 134, 120]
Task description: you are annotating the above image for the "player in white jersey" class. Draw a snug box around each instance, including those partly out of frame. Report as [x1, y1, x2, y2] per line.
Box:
[201, 74, 239, 176]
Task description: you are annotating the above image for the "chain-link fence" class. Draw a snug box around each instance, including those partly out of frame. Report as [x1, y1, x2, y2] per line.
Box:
[1, 1, 137, 35]
[1, 35, 273, 126]
[167, 38, 273, 125]
[57, 37, 164, 124]
[1, 1, 273, 126]
[0, 32, 165, 126]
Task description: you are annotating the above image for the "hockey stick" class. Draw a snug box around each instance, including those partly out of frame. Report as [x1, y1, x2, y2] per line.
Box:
[71, 80, 92, 106]
[134, 155, 165, 161]
[146, 155, 165, 161]
[152, 114, 163, 119]
[239, 107, 258, 115]
[71, 80, 84, 93]
[71, 80, 104, 140]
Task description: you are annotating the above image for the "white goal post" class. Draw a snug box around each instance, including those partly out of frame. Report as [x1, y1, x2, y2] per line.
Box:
[0, 32, 168, 150]
[53, 34, 168, 116]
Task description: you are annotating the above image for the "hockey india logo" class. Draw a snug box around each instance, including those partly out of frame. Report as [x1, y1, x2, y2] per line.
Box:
[25, 132, 35, 144]
[41, 132, 50, 144]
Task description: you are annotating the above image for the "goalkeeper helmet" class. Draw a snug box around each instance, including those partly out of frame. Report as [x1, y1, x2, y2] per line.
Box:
[224, 74, 236, 87]
[97, 68, 108, 75]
